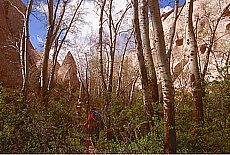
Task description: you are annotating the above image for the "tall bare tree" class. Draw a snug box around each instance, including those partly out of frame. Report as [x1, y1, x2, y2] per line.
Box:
[106, 0, 131, 98]
[97, 0, 112, 141]
[185, 0, 204, 123]
[41, 0, 67, 104]
[40, 0, 83, 104]
[149, 0, 176, 153]
[201, 3, 230, 81]
[132, 0, 154, 129]
[19, 0, 34, 101]
[116, 30, 133, 97]
[140, 0, 158, 103]
[47, 0, 84, 94]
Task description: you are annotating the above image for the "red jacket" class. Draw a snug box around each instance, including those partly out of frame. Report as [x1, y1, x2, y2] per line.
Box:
[84, 113, 97, 129]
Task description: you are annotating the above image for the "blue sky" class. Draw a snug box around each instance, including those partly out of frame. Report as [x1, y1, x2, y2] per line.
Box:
[22, 0, 186, 51]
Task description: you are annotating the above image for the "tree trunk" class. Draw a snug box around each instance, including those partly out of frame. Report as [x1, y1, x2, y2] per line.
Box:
[185, 0, 204, 123]
[149, 0, 176, 153]
[140, 0, 158, 103]
[98, 0, 112, 141]
[20, 0, 34, 101]
[166, 0, 179, 61]
[132, 0, 154, 128]
[116, 31, 133, 97]
[128, 74, 139, 106]
[107, 0, 114, 96]
[41, 0, 55, 104]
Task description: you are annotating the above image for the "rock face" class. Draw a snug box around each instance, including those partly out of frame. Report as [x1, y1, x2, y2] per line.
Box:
[0, 0, 36, 89]
[159, 0, 230, 86]
[0, 0, 61, 90]
[57, 51, 80, 93]
[125, 0, 229, 89]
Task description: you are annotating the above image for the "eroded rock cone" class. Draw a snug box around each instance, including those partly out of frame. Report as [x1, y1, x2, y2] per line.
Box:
[57, 51, 80, 94]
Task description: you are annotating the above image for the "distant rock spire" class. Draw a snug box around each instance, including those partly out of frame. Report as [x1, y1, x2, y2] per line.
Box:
[57, 51, 80, 93]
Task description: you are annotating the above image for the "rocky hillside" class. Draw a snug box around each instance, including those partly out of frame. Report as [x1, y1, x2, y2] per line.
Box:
[123, 0, 230, 89]
[160, 0, 230, 86]
[0, 0, 80, 93]
[0, 0, 40, 89]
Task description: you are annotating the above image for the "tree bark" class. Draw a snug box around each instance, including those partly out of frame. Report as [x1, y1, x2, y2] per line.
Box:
[116, 31, 133, 97]
[20, 0, 34, 101]
[185, 0, 204, 123]
[140, 0, 158, 103]
[149, 0, 176, 153]
[132, 0, 154, 128]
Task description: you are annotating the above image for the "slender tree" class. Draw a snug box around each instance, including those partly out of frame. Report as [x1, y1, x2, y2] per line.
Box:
[19, 0, 34, 101]
[116, 30, 133, 97]
[140, 0, 158, 103]
[97, 0, 113, 141]
[166, 0, 179, 61]
[41, 0, 68, 104]
[48, 0, 84, 94]
[106, 0, 131, 97]
[185, 0, 204, 123]
[149, 0, 177, 153]
[132, 0, 154, 128]
[40, 0, 83, 104]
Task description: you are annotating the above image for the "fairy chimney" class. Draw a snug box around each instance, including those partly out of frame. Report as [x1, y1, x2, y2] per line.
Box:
[57, 51, 80, 93]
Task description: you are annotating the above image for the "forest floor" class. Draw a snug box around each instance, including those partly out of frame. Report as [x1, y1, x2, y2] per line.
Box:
[84, 137, 96, 154]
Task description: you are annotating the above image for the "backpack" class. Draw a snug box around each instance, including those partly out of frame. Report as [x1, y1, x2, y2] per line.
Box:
[92, 111, 104, 130]
[93, 111, 100, 122]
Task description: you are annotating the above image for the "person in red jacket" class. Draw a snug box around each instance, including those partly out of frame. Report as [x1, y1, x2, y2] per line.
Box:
[84, 108, 100, 142]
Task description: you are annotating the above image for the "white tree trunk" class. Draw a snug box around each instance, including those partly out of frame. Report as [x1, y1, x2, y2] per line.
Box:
[133, 0, 154, 128]
[20, 0, 34, 101]
[149, 0, 176, 153]
[140, 0, 158, 103]
[185, 0, 204, 123]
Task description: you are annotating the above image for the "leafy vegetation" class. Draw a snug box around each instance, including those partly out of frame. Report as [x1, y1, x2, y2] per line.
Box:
[0, 79, 229, 153]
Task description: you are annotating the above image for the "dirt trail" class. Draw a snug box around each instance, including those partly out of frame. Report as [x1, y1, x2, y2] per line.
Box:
[84, 137, 96, 154]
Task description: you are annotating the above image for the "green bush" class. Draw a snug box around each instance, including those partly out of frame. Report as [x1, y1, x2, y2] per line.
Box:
[0, 78, 229, 153]
[176, 79, 230, 153]
[0, 88, 87, 153]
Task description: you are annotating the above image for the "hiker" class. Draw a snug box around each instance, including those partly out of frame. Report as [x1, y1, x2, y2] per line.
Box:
[76, 104, 82, 114]
[84, 108, 103, 142]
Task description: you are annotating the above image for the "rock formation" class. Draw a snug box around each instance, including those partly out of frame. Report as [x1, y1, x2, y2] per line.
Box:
[0, 0, 39, 89]
[161, 0, 230, 86]
[124, 0, 229, 90]
[57, 51, 80, 94]
[0, 0, 62, 91]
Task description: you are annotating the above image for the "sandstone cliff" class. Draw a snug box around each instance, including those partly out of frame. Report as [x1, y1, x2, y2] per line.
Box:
[124, 0, 229, 89]
[0, 0, 39, 89]
[161, 0, 230, 86]
[0, 0, 63, 91]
